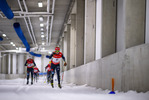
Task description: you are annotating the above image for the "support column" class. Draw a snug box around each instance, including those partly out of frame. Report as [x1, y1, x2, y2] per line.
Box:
[117, 0, 146, 51]
[63, 32, 67, 71]
[84, 0, 96, 64]
[67, 24, 71, 70]
[146, 0, 149, 43]
[75, 0, 85, 67]
[18, 54, 24, 74]
[2, 53, 7, 74]
[61, 37, 64, 72]
[64, 32, 67, 62]
[125, 0, 145, 48]
[0, 52, 1, 73]
[96, 0, 102, 60]
[70, 14, 76, 69]
[8, 54, 11, 74]
[102, 0, 116, 57]
[12, 53, 17, 74]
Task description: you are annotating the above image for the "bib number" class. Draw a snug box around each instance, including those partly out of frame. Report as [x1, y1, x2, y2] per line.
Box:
[28, 63, 34, 67]
[52, 58, 61, 63]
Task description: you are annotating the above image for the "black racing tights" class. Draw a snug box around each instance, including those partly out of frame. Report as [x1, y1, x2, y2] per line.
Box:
[51, 63, 60, 84]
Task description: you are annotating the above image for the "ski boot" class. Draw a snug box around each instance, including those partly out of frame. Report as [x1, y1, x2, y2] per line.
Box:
[31, 81, 33, 85]
[26, 81, 29, 85]
[51, 79, 54, 88]
[58, 83, 62, 89]
[51, 83, 54, 88]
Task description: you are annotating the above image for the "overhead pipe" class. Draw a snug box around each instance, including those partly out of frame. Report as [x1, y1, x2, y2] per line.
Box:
[52, 0, 55, 14]
[0, 37, 3, 41]
[17, 0, 35, 45]
[48, 0, 55, 43]
[29, 52, 42, 57]
[28, 17, 37, 46]
[0, 13, 53, 18]
[49, 16, 53, 43]
[0, 0, 14, 19]
[0, 45, 6, 50]
[46, 16, 50, 44]
[24, 18, 35, 45]
[13, 22, 30, 52]
[46, 0, 50, 44]
[23, 0, 37, 46]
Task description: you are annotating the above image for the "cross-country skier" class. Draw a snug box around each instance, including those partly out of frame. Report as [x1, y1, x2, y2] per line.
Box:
[33, 66, 40, 82]
[46, 47, 67, 88]
[45, 61, 52, 84]
[24, 56, 36, 85]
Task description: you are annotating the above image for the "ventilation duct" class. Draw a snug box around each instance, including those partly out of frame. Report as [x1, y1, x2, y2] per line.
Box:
[13, 22, 30, 52]
[0, 0, 14, 19]
[0, 37, 3, 41]
[29, 52, 42, 57]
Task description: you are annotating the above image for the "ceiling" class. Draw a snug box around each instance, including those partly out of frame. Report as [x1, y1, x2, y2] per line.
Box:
[0, 0, 71, 53]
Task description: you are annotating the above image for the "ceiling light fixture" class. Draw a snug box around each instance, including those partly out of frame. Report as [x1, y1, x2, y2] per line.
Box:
[16, 47, 18, 50]
[12, 44, 15, 46]
[41, 32, 44, 34]
[40, 23, 44, 27]
[41, 35, 44, 38]
[39, 16, 44, 21]
[10, 42, 13, 45]
[2, 34, 6, 37]
[42, 48, 45, 50]
[41, 28, 44, 31]
[42, 42, 45, 45]
[38, 2, 43, 7]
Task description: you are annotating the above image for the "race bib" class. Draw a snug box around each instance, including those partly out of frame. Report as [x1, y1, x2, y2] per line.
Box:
[34, 70, 38, 72]
[28, 63, 34, 67]
[52, 58, 61, 63]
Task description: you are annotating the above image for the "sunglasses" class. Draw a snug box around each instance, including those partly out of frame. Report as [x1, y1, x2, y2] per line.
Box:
[55, 50, 59, 52]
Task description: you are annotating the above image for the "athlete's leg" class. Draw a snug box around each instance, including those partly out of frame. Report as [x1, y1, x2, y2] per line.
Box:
[31, 68, 34, 84]
[26, 68, 30, 84]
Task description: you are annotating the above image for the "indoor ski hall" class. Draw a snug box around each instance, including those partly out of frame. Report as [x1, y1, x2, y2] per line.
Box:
[0, 0, 149, 100]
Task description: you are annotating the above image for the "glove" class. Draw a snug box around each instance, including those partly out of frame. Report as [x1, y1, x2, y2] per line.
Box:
[46, 55, 50, 58]
[64, 62, 67, 66]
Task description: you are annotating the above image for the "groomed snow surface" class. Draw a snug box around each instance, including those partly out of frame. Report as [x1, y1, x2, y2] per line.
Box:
[0, 76, 149, 100]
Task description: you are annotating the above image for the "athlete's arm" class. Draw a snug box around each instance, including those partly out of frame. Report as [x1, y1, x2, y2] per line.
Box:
[62, 54, 65, 61]
[24, 60, 28, 66]
[46, 52, 54, 59]
[33, 60, 36, 66]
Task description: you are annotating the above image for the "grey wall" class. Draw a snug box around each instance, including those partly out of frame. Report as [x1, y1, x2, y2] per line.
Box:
[64, 44, 149, 92]
[125, 0, 145, 48]
[117, 0, 146, 51]
[102, 0, 116, 57]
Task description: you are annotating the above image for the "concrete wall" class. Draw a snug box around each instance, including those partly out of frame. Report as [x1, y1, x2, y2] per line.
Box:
[145, 0, 149, 43]
[117, 0, 146, 51]
[125, 0, 145, 48]
[101, 0, 116, 57]
[64, 44, 149, 92]
[84, 0, 96, 64]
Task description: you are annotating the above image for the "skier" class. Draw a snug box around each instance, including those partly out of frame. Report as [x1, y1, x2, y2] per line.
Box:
[33, 66, 40, 82]
[45, 61, 52, 84]
[46, 47, 67, 88]
[24, 56, 36, 85]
